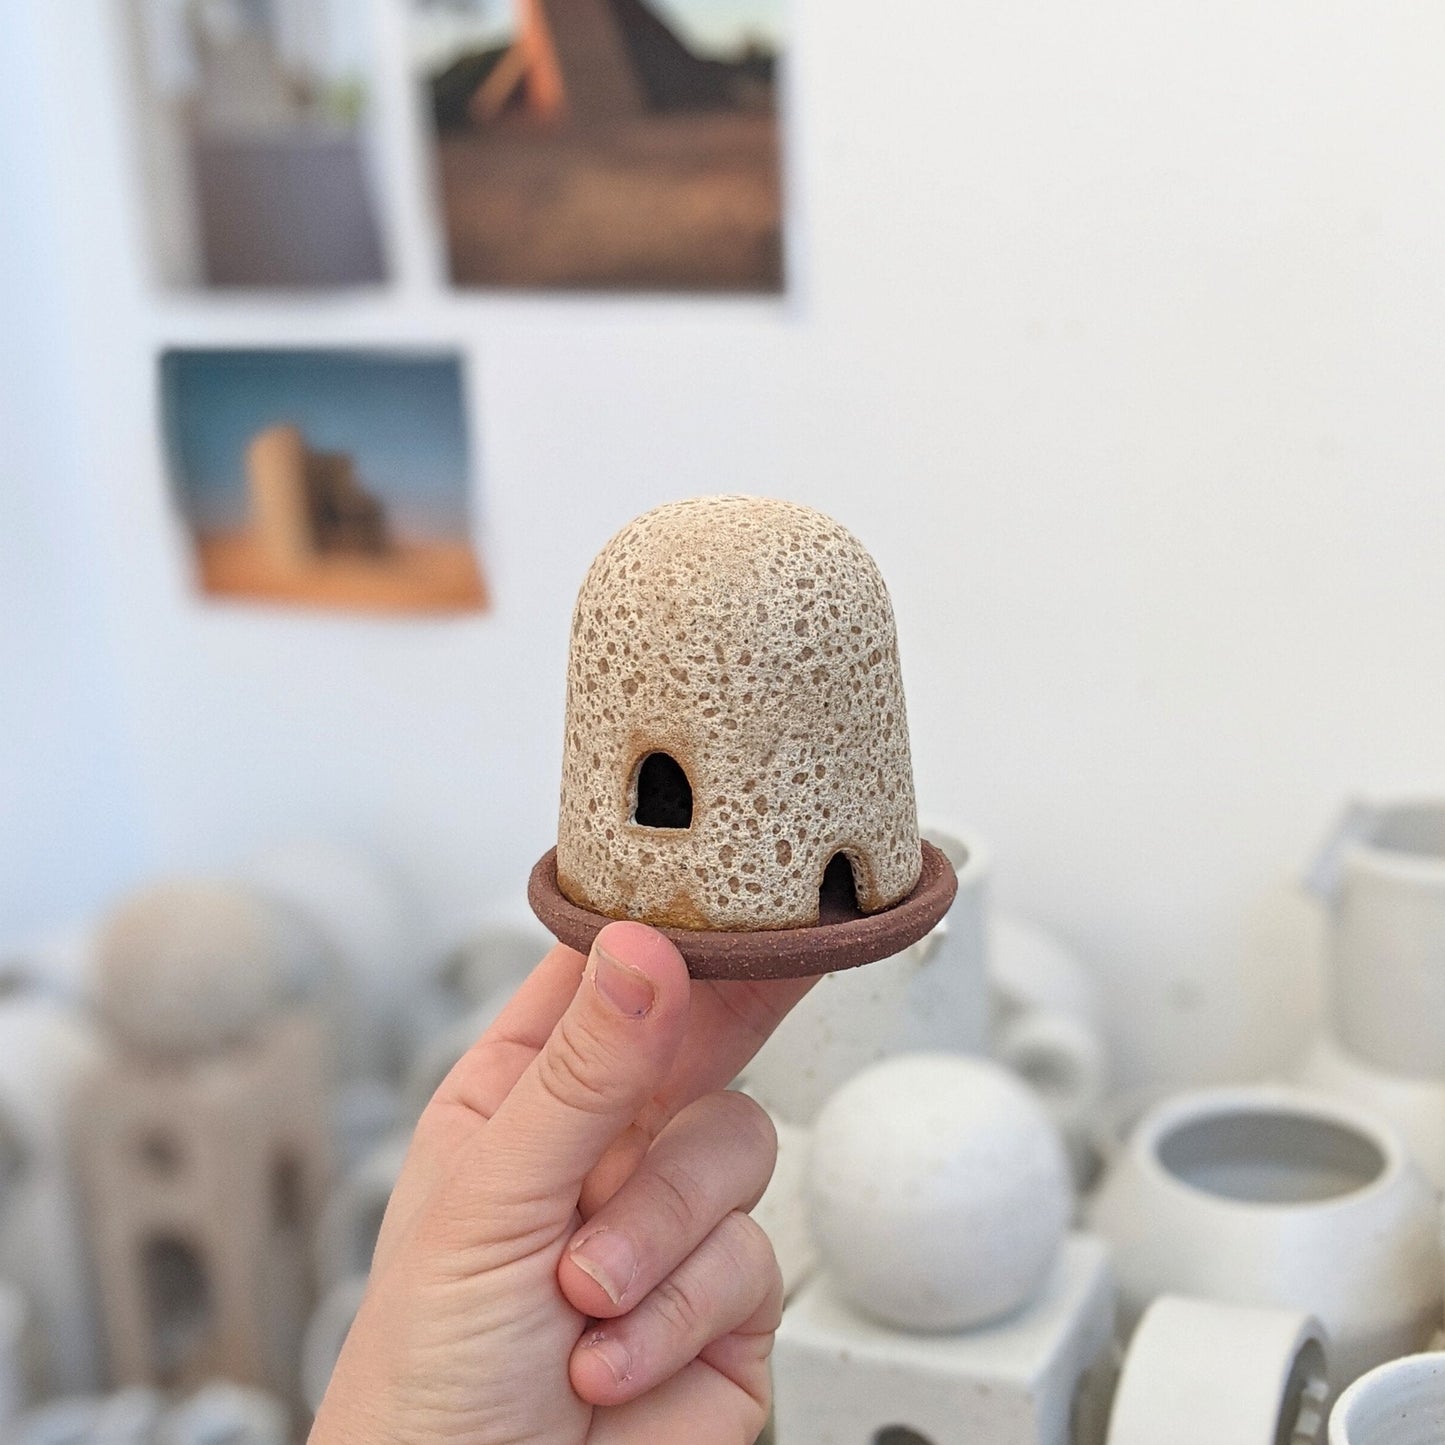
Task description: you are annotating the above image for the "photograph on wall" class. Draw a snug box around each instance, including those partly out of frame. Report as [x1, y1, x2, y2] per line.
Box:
[161, 349, 488, 613]
[413, 0, 786, 292]
[122, 0, 389, 288]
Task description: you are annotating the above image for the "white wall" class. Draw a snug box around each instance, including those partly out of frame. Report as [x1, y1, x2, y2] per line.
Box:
[8, 0, 1445, 1086]
[0, 3, 146, 941]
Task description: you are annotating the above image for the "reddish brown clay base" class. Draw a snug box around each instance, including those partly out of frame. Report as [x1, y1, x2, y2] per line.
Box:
[528, 841, 958, 981]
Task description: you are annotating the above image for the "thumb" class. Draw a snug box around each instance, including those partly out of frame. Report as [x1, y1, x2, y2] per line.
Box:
[485, 921, 691, 1203]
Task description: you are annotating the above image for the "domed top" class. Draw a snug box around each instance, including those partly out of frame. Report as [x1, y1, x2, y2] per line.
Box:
[556, 496, 921, 931]
[93, 880, 299, 1059]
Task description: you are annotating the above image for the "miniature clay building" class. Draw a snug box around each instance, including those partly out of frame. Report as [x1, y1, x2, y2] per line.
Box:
[72, 881, 330, 1403]
[532, 496, 955, 977]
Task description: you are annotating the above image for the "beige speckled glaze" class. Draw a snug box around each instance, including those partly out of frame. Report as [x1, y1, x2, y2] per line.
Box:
[556, 496, 921, 930]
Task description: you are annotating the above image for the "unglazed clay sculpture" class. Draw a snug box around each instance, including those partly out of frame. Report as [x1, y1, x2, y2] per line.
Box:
[1329, 1353, 1445, 1445]
[529, 496, 957, 979]
[73, 883, 331, 1403]
[807, 1054, 1072, 1332]
[1105, 1297, 1329, 1445]
[1086, 1085, 1442, 1388]
[773, 1235, 1115, 1445]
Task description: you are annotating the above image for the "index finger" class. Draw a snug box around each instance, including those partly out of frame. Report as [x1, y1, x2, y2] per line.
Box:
[580, 971, 816, 1213]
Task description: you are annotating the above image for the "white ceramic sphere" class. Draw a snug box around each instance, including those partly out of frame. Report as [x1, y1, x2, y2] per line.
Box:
[807, 1053, 1071, 1331]
[93, 880, 294, 1058]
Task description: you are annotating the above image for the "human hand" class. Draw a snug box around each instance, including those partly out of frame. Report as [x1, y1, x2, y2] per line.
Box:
[309, 921, 814, 1445]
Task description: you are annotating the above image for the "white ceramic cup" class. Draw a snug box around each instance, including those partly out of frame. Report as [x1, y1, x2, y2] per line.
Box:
[1320, 801, 1445, 1077]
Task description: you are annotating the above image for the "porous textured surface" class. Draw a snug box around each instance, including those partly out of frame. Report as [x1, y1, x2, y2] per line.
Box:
[556, 495, 921, 931]
[93, 880, 292, 1058]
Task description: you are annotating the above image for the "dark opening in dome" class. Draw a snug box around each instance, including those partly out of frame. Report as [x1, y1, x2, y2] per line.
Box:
[818, 851, 862, 923]
[634, 752, 693, 829]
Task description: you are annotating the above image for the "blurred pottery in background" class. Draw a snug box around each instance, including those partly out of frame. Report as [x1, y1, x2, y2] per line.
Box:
[1087, 1086, 1441, 1387]
[302, 1276, 368, 1417]
[1311, 801, 1445, 1077]
[0, 1284, 28, 1436]
[73, 883, 331, 1402]
[744, 1106, 815, 1300]
[314, 1133, 406, 1292]
[245, 840, 418, 1080]
[1295, 1035, 1445, 1192]
[1329, 1353, 1445, 1445]
[1104, 1295, 1329, 1445]
[0, 997, 103, 1394]
[155, 1380, 289, 1445]
[736, 827, 990, 1126]
[11, 1386, 163, 1445]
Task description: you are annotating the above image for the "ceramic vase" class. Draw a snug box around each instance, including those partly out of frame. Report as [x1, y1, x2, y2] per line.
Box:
[1087, 1085, 1441, 1387]
[1329, 1353, 1445, 1445]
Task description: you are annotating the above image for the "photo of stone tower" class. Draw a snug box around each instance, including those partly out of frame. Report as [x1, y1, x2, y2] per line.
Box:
[162, 349, 488, 614]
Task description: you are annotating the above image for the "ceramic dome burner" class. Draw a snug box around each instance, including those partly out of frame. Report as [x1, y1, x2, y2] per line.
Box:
[529, 496, 957, 979]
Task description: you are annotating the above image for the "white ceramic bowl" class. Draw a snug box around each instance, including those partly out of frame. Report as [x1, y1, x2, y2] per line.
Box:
[1330, 1352, 1445, 1445]
[1087, 1085, 1442, 1387]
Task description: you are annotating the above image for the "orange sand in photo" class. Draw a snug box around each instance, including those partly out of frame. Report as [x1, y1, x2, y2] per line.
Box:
[196, 530, 488, 614]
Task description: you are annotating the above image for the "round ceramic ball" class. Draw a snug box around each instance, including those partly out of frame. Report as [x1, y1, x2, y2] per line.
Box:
[808, 1052, 1072, 1331]
[93, 880, 294, 1059]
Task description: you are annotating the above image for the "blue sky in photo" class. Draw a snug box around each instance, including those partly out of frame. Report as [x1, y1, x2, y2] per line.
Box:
[161, 349, 473, 540]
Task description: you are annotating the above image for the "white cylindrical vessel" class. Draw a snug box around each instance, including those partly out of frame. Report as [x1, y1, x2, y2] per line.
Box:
[1087, 1086, 1442, 1388]
[1326, 802, 1445, 1077]
[738, 827, 991, 1126]
[1106, 1296, 1328, 1445]
[1330, 1353, 1445, 1445]
[1296, 1034, 1445, 1191]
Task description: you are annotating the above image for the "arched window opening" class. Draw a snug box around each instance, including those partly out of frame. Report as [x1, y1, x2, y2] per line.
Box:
[634, 753, 693, 829]
[818, 851, 861, 923]
[142, 1235, 211, 1385]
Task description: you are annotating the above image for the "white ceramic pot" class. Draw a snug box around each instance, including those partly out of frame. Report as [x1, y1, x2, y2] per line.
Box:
[1330, 1353, 1445, 1445]
[158, 1382, 289, 1445]
[807, 1053, 1072, 1332]
[995, 1005, 1107, 1190]
[1296, 1034, 1445, 1191]
[738, 827, 991, 1126]
[1087, 1086, 1442, 1388]
[1106, 1295, 1329, 1445]
[1315, 801, 1445, 1078]
[991, 911, 1102, 1032]
[0, 998, 103, 1394]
